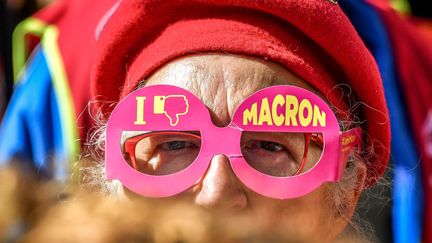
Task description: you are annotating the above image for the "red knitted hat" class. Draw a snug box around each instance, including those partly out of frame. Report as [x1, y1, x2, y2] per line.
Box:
[91, 0, 390, 186]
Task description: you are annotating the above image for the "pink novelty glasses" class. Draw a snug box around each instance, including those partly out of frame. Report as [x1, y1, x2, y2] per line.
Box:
[106, 85, 362, 199]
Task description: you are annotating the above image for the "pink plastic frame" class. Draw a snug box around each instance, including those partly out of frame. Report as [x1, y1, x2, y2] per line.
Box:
[106, 85, 362, 199]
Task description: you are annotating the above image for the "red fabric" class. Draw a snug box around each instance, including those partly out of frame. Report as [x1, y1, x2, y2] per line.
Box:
[32, 0, 119, 143]
[91, 0, 390, 185]
[369, 2, 432, 241]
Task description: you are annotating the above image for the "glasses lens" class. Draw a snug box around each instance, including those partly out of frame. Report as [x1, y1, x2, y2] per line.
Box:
[240, 132, 323, 177]
[122, 131, 201, 175]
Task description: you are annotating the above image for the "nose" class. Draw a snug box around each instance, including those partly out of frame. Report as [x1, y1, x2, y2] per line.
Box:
[194, 154, 248, 211]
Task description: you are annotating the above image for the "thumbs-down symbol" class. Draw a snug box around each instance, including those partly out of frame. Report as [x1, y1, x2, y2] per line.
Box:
[154, 95, 189, 126]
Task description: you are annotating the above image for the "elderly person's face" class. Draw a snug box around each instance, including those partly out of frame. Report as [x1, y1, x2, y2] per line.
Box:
[125, 54, 367, 241]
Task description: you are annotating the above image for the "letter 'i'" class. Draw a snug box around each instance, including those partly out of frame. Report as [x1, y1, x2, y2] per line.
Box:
[134, 96, 146, 125]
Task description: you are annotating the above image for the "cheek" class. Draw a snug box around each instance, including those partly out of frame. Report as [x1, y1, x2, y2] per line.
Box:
[245, 184, 343, 241]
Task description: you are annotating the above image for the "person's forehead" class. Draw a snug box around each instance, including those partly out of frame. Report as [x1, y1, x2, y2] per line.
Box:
[144, 54, 316, 126]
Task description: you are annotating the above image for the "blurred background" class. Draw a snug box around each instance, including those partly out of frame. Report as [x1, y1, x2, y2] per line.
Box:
[0, 0, 431, 242]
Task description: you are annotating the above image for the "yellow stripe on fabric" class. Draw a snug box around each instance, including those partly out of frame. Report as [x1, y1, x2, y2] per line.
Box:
[41, 25, 81, 179]
[12, 17, 47, 83]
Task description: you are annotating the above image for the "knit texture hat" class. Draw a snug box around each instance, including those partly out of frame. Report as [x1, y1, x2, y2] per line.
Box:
[91, 0, 390, 186]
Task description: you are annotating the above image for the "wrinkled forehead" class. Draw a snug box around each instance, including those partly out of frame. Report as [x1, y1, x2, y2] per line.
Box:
[142, 54, 317, 126]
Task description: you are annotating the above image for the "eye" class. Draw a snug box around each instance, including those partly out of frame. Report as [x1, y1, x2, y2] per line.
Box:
[241, 139, 299, 177]
[123, 131, 202, 175]
[242, 140, 288, 155]
[159, 141, 198, 151]
[258, 141, 285, 152]
[240, 131, 324, 177]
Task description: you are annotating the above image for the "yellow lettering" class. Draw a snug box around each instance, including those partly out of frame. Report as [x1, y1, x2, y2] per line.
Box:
[272, 95, 285, 126]
[285, 95, 298, 126]
[243, 102, 258, 125]
[342, 135, 355, 146]
[258, 98, 273, 125]
[312, 105, 326, 127]
[244, 95, 326, 128]
[134, 96, 146, 125]
[299, 99, 313, 127]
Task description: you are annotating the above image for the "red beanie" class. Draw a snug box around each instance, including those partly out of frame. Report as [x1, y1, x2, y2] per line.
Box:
[91, 0, 390, 186]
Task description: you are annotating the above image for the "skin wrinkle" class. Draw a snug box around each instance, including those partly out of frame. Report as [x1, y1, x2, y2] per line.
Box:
[82, 54, 378, 242]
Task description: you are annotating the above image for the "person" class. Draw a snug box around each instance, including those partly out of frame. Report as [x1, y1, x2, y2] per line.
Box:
[82, 0, 391, 242]
[0, 0, 118, 180]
